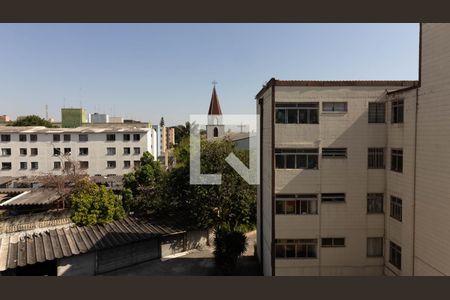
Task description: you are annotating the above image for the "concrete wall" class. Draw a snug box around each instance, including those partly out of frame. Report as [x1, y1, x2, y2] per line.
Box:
[160, 230, 211, 257]
[57, 252, 96, 276]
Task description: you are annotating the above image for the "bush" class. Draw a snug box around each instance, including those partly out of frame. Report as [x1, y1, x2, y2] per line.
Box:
[213, 228, 247, 275]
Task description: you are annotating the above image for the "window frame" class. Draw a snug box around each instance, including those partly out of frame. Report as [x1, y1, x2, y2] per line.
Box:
[275, 103, 319, 124]
[389, 241, 402, 270]
[322, 148, 347, 158]
[321, 238, 346, 248]
[390, 148, 403, 173]
[367, 193, 384, 214]
[368, 102, 386, 123]
[322, 102, 348, 113]
[391, 99, 404, 124]
[275, 148, 319, 170]
[321, 193, 346, 203]
[106, 134, 116, 141]
[390, 196, 402, 222]
[368, 148, 385, 169]
[275, 194, 318, 215]
[275, 239, 318, 259]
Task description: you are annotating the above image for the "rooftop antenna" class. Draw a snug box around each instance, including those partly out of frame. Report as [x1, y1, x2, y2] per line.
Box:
[45, 104, 48, 120]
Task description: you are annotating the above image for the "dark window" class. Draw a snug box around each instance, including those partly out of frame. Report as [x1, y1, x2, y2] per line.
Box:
[79, 134, 88, 142]
[1, 134, 11, 142]
[275, 239, 317, 259]
[389, 241, 402, 270]
[20, 162, 27, 170]
[123, 134, 130, 141]
[123, 147, 131, 155]
[322, 148, 347, 158]
[53, 148, 61, 156]
[19, 148, 27, 156]
[106, 134, 116, 141]
[367, 237, 384, 257]
[321, 238, 345, 248]
[275, 103, 319, 124]
[64, 134, 71, 142]
[321, 193, 345, 203]
[107, 147, 116, 155]
[1, 148, 11, 156]
[64, 148, 71, 155]
[133, 133, 141, 141]
[1, 162, 12, 170]
[79, 161, 89, 169]
[322, 102, 347, 112]
[275, 148, 319, 169]
[391, 100, 404, 124]
[54, 161, 61, 169]
[79, 148, 88, 155]
[368, 102, 386, 123]
[275, 194, 318, 215]
[213, 127, 219, 137]
[391, 149, 403, 173]
[390, 196, 402, 222]
[367, 193, 384, 213]
[134, 147, 141, 155]
[31, 162, 38, 170]
[368, 148, 385, 169]
[30, 148, 38, 156]
[53, 134, 61, 142]
[19, 134, 27, 142]
[107, 161, 116, 169]
[124, 161, 131, 168]
[30, 134, 37, 142]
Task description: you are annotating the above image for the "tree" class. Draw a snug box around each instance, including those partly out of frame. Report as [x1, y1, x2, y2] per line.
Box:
[214, 228, 247, 274]
[9, 115, 56, 128]
[70, 178, 125, 226]
[174, 121, 198, 144]
[160, 117, 165, 128]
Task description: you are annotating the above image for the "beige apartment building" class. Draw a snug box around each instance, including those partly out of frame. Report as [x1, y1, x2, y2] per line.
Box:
[256, 23, 450, 276]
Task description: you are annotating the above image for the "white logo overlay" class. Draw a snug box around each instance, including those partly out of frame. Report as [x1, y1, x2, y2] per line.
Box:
[189, 114, 260, 185]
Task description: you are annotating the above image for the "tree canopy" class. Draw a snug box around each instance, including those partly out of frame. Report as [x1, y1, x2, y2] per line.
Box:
[9, 115, 56, 128]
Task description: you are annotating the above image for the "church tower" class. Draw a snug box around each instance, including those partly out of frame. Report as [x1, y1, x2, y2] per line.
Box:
[206, 85, 225, 140]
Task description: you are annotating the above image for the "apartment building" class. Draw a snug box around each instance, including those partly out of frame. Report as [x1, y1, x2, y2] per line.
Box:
[0, 126, 157, 177]
[256, 24, 450, 276]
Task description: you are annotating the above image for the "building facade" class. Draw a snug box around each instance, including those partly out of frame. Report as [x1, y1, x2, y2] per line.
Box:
[256, 24, 450, 276]
[0, 126, 157, 177]
[61, 108, 88, 128]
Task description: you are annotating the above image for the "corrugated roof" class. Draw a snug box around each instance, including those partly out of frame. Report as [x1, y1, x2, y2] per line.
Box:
[0, 217, 184, 271]
[0, 189, 60, 207]
[0, 177, 14, 186]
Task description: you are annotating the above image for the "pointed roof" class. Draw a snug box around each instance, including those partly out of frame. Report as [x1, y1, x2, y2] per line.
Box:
[207, 86, 223, 115]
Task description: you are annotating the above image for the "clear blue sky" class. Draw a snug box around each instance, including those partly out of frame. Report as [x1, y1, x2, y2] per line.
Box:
[0, 24, 419, 126]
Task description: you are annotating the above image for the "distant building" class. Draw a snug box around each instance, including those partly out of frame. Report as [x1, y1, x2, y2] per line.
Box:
[61, 108, 88, 128]
[90, 113, 109, 124]
[0, 115, 11, 123]
[110, 116, 124, 123]
[0, 125, 157, 177]
[206, 86, 225, 140]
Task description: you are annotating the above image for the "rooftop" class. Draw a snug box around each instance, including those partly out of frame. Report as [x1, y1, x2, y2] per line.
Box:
[0, 126, 152, 134]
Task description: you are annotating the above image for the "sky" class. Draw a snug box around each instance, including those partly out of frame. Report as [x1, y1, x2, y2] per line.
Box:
[0, 24, 419, 126]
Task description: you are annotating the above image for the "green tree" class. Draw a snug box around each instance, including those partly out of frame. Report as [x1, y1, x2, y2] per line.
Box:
[70, 178, 125, 226]
[174, 121, 199, 144]
[9, 115, 56, 128]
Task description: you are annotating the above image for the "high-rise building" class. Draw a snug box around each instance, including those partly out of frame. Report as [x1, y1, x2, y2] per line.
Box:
[256, 23, 450, 276]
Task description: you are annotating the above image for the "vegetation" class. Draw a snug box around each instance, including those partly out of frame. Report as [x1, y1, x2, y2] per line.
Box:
[214, 227, 247, 274]
[9, 115, 56, 128]
[70, 178, 125, 226]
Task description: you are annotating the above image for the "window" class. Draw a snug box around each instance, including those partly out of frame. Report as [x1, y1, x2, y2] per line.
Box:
[134, 147, 141, 155]
[1, 162, 12, 170]
[134, 160, 141, 167]
[389, 241, 402, 270]
[53, 148, 61, 156]
[368, 102, 385, 123]
[64, 134, 71, 142]
[322, 148, 347, 158]
[20, 162, 27, 170]
[367, 193, 384, 213]
[30, 134, 37, 142]
[275, 194, 318, 215]
[30, 148, 38, 156]
[64, 148, 71, 155]
[367, 237, 384, 257]
[79, 161, 89, 169]
[275, 148, 319, 169]
[275, 103, 319, 124]
[390, 196, 402, 222]
[31, 162, 38, 170]
[275, 239, 317, 259]
[133, 133, 141, 141]
[321, 238, 345, 247]
[391, 99, 404, 123]
[1, 148, 11, 156]
[19, 134, 27, 142]
[79, 148, 88, 156]
[54, 161, 61, 169]
[106, 134, 116, 141]
[107, 147, 116, 155]
[1, 134, 11, 142]
[321, 193, 345, 203]
[79, 134, 88, 142]
[213, 127, 219, 137]
[123, 134, 130, 141]
[53, 134, 61, 142]
[124, 160, 131, 168]
[107, 161, 116, 169]
[322, 102, 347, 112]
[19, 148, 27, 156]
[368, 148, 385, 169]
[123, 147, 131, 155]
[391, 149, 403, 173]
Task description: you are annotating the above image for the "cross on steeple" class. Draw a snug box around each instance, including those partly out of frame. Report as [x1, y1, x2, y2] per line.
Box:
[212, 80, 218, 87]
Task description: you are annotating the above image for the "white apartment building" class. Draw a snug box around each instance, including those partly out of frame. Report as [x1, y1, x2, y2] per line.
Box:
[0, 126, 157, 177]
[256, 23, 450, 276]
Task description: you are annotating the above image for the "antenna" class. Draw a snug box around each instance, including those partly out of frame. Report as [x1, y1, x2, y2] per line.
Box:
[45, 104, 48, 120]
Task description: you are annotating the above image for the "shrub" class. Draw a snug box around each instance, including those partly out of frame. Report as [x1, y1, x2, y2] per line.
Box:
[213, 227, 247, 275]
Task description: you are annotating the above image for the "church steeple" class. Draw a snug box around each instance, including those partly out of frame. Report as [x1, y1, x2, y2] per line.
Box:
[207, 86, 223, 115]
[206, 83, 225, 140]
